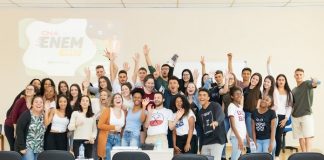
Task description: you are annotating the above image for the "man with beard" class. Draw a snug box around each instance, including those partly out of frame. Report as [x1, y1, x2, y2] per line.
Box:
[144, 92, 183, 150]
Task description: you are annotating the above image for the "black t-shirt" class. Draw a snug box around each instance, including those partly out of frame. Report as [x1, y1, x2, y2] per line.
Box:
[197, 102, 227, 145]
[252, 109, 276, 140]
[243, 87, 262, 113]
[209, 84, 224, 105]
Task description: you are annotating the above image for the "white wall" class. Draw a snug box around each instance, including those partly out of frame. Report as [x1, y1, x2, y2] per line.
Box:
[0, 7, 323, 151]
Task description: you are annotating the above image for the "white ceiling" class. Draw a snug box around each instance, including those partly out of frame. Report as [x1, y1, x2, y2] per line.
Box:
[1, 0, 324, 8]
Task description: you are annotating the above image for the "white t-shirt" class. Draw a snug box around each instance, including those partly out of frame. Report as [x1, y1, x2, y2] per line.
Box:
[112, 80, 122, 94]
[109, 108, 125, 128]
[174, 109, 197, 136]
[147, 107, 173, 136]
[228, 103, 246, 139]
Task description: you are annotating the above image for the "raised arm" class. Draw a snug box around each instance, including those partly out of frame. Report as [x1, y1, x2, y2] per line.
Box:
[132, 53, 140, 84]
[267, 56, 273, 76]
[44, 101, 55, 127]
[104, 49, 118, 82]
[219, 72, 229, 95]
[200, 56, 206, 75]
[227, 53, 233, 73]
[143, 44, 153, 67]
[193, 69, 199, 86]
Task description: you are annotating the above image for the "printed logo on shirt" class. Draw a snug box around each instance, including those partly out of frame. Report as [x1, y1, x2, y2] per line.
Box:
[176, 119, 184, 128]
[255, 118, 266, 131]
[237, 110, 245, 121]
[202, 111, 214, 135]
[149, 112, 164, 126]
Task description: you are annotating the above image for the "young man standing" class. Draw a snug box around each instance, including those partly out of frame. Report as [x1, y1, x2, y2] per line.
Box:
[292, 68, 320, 152]
[144, 92, 183, 149]
[227, 53, 252, 89]
[197, 88, 227, 160]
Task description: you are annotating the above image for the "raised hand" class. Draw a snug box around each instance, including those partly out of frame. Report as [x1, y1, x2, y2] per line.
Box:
[82, 80, 90, 89]
[142, 98, 150, 108]
[193, 69, 199, 79]
[123, 62, 130, 72]
[227, 53, 232, 60]
[200, 56, 205, 65]
[175, 108, 185, 121]
[103, 48, 116, 61]
[153, 64, 161, 79]
[84, 67, 90, 78]
[143, 44, 150, 56]
[133, 52, 140, 64]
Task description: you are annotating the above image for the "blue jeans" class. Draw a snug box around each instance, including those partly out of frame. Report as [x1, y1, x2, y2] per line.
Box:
[245, 112, 252, 138]
[230, 136, 247, 160]
[256, 139, 276, 157]
[221, 116, 230, 158]
[22, 149, 38, 160]
[106, 133, 121, 160]
[121, 130, 140, 147]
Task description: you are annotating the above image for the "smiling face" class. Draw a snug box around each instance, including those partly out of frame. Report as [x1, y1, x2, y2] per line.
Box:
[70, 86, 79, 98]
[59, 82, 68, 94]
[242, 70, 251, 82]
[144, 78, 155, 92]
[118, 73, 128, 84]
[182, 71, 191, 82]
[214, 73, 224, 84]
[100, 90, 111, 105]
[186, 83, 196, 95]
[113, 94, 123, 108]
[138, 70, 147, 81]
[31, 97, 44, 113]
[228, 73, 235, 86]
[175, 97, 183, 110]
[198, 90, 210, 107]
[168, 79, 179, 94]
[96, 67, 105, 78]
[25, 85, 35, 97]
[80, 96, 90, 110]
[250, 75, 260, 87]
[99, 78, 108, 89]
[133, 92, 143, 106]
[45, 86, 55, 100]
[58, 96, 68, 110]
[263, 78, 272, 90]
[121, 85, 131, 97]
[294, 71, 304, 83]
[231, 90, 242, 104]
[32, 80, 41, 90]
[154, 93, 164, 107]
[44, 80, 52, 90]
[260, 96, 272, 109]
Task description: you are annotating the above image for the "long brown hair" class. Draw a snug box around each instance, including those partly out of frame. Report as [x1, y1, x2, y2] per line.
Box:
[244, 73, 262, 112]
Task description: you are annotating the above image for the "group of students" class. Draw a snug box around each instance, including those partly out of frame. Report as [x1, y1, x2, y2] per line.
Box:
[3, 45, 320, 160]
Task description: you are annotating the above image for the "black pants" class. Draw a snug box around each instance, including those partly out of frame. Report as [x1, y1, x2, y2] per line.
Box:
[275, 115, 286, 156]
[73, 139, 93, 159]
[45, 132, 68, 150]
[4, 125, 15, 151]
[176, 135, 198, 154]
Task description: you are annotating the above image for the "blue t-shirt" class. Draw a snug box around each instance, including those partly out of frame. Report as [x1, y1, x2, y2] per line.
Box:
[124, 109, 143, 136]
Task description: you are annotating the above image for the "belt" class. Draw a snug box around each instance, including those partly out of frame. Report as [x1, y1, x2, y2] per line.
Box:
[109, 131, 121, 134]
